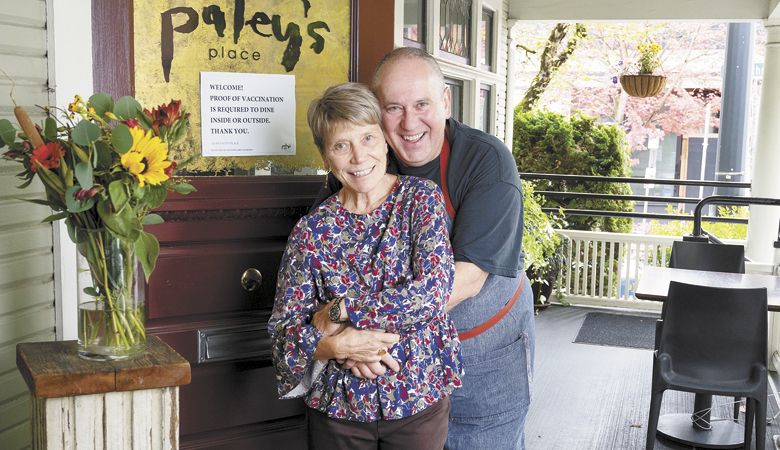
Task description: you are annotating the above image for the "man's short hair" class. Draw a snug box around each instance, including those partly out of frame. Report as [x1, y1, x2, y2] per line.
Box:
[371, 47, 446, 93]
[307, 82, 382, 153]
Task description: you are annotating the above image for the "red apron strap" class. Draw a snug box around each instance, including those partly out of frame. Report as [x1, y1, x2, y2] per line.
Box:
[440, 136, 521, 340]
[439, 138, 456, 219]
[458, 277, 524, 341]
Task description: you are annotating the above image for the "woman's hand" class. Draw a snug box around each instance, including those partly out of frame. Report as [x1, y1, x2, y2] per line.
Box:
[334, 327, 400, 361]
[312, 298, 347, 336]
[342, 357, 401, 379]
[315, 326, 400, 361]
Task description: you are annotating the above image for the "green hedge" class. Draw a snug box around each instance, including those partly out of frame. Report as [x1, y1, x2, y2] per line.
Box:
[513, 109, 634, 233]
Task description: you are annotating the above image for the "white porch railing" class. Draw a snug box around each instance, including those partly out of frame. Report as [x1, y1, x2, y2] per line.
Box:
[551, 229, 748, 311]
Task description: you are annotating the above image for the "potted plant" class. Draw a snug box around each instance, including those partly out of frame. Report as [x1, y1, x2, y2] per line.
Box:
[521, 180, 565, 310]
[620, 38, 667, 97]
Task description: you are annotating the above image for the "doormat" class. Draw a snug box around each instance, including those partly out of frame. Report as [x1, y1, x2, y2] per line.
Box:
[574, 312, 658, 350]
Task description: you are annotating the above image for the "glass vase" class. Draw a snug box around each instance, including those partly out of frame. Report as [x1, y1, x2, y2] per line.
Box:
[76, 229, 146, 361]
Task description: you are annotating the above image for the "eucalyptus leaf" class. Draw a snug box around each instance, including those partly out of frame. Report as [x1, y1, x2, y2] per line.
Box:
[173, 183, 197, 195]
[113, 96, 142, 120]
[72, 120, 101, 146]
[111, 123, 133, 153]
[142, 213, 164, 225]
[108, 179, 129, 211]
[0, 119, 16, 146]
[42, 211, 69, 223]
[64, 217, 88, 245]
[143, 184, 167, 209]
[65, 185, 96, 213]
[88, 93, 114, 118]
[44, 117, 57, 140]
[65, 218, 78, 243]
[97, 198, 140, 241]
[74, 161, 93, 189]
[94, 141, 114, 169]
[134, 231, 160, 281]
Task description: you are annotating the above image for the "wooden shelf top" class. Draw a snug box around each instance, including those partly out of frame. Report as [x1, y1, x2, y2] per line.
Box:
[16, 336, 191, 399]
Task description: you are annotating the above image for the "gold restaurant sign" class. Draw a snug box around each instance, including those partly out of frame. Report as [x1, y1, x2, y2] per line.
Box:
[133, 0, 350, 173]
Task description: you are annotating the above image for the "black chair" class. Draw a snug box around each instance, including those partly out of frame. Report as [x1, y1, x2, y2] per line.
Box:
[666, 240, 747, 419]
[668, 240, 745, 274]
[645, 281, 768, 450]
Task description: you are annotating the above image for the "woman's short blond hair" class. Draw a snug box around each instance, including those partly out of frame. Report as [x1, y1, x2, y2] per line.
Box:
[307, 82, 382, 153]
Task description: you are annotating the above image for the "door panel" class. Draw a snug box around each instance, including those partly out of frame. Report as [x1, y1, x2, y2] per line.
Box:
[147, 176, 321, 449]
[148, 242, 285, 319]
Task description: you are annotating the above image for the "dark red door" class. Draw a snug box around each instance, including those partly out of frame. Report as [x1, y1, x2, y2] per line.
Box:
[148, 176, 321, 449]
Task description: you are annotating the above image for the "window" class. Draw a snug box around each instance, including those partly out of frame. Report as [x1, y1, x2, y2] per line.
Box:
[479, 8, 493, 69]
[403, 0, 426, 46]
[477, 84, 492, 132]
[439, 0, 472, 63]
[445, 77, 464, 123]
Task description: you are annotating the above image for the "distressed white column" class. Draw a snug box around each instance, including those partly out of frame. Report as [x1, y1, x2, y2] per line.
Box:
[17, 337, 190, 450]
[746, 20, 780, 264]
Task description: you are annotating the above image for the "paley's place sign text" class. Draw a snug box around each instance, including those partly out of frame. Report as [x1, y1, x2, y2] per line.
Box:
[133, 0, 350, 173]
[160, 0, 331, 81]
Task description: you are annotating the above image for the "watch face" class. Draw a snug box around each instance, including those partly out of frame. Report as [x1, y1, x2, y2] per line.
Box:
[328, 302, 340, 322]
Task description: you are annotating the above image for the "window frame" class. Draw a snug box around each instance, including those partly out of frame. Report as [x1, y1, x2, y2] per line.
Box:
[393, 0, 504, 136]
[477, 83, 494, 133]
[479, 7, 495, 71]
[403, 0, 427, 48]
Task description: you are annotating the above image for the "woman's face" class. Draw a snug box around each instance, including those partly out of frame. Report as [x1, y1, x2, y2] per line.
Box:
[322, 121, 388, 197]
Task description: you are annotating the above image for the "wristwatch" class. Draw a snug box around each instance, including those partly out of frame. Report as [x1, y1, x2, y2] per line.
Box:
[328, 297, 343, 323]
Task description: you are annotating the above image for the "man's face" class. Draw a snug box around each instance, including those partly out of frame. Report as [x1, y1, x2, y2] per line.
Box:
[375, 58, 451, 167]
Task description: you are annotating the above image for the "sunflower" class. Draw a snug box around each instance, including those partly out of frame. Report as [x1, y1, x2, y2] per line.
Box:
[120, 127, 172, 186]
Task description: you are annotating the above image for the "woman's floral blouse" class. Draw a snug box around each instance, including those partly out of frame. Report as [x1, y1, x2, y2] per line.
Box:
[269, 176, 462, 422]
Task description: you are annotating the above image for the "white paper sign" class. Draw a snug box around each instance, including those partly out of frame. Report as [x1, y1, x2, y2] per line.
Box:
[200, 72, 295, 157]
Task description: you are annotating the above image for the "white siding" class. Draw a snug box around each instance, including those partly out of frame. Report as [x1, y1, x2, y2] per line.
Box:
[0, 1, 55, 449]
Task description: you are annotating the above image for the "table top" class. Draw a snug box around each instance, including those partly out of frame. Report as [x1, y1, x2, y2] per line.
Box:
[16, 335, 191, 399]
[635, 266, 780, 311]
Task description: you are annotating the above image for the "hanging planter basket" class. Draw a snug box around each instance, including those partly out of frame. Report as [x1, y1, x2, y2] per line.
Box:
[619, 74, 667, 98]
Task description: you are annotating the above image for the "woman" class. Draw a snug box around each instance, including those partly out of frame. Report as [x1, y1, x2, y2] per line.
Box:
[269, 82, 462, 450]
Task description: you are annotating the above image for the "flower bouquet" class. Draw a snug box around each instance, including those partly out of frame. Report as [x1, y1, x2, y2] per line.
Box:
[0, 93, 195, 360]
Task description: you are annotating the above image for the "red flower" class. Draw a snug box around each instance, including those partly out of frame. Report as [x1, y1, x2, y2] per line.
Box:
[30, 142, 65, 172]
[124, 118, 140, 128]
[164, 160, 176, 177]
[145, 99, 188, 133]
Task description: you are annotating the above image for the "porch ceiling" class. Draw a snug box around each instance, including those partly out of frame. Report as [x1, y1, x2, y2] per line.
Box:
[508, 0, 778, 21]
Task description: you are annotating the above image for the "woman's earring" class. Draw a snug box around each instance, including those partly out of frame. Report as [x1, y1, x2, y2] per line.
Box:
[323, 171, 330, 189]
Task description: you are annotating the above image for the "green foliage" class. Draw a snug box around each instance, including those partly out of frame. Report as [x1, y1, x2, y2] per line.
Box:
[647, 206, 748, 240]
[513, 109, 634, 233]
[522, 180, 564, 271]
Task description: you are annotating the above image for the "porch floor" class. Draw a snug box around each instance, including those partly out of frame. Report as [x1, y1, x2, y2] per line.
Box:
[526, 305, 780, 450]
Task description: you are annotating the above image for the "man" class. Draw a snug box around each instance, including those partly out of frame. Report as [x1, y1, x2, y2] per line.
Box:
[318, 47, 534, 450]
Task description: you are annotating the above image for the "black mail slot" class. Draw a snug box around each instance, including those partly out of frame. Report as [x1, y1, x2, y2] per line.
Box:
[197, 324, 271, 364]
